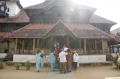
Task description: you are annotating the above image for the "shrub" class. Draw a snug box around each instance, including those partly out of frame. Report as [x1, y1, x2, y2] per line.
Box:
[14, 62, 21, 67]
[0, 62, 4, 69]
[25, 60, 31, 67]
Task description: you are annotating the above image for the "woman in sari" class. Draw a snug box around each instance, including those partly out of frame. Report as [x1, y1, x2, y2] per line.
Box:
[66, 49, 72, 72]
[36, 50, 41, 72]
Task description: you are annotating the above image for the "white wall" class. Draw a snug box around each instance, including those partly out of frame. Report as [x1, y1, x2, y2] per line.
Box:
[0, 1, 21, 16]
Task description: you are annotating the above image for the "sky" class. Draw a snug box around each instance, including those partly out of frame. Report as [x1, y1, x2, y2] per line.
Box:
[20, 0, 120, 31]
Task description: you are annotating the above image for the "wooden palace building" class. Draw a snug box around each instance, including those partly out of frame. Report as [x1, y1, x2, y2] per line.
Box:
[0, 0, 117, 55]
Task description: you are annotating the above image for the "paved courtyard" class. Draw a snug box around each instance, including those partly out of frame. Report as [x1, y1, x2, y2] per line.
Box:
[0, 65, 120, 79]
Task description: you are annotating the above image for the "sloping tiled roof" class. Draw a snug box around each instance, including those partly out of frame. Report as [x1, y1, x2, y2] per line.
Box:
[0, 32, 11, 42]
[111, 27, 120, 35]
[6, 23, 54, 38]
[66, 24, 112, 39]
[109, 33, 120, 43]
[25, 0, 96, 12]
[6, 20, 113, 39]
[0, 32, 10, 37]
[0, 10, 29, 23]
[90, 14, 116, 25]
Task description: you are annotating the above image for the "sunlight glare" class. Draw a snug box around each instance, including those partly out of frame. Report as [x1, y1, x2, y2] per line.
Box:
[71, 0, 85, 5]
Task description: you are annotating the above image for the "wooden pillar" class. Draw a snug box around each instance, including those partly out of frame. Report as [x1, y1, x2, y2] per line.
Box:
[37, 38, 39, 48]
[7, 40, 10, 53]
[66, 36, 70, 48]
[94, 39, 97, 53]
[102, 38, 104, 54]
[14, 38, 18, 54]
[50, 36, 53, 50]
[84, 38, 86, 54]
[22, 39, 24, 54]
[33, 38, 35, 54]
[79, 39, 81, 48]
[112, 45, 114, 53]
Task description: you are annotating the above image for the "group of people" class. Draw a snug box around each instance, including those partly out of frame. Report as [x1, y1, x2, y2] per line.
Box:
[58, 47, 79, 74]
[35, 45, 79, 74]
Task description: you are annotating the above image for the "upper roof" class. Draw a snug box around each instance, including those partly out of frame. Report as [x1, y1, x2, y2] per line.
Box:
[25, 0, 96, 11]
[24, 0, 116, 26]
[90, 14, 116, 25]
[0, 9, 29, 23]
[5, 20, 113, 39]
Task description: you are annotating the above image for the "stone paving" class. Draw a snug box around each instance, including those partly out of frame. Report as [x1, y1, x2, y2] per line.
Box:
[0, 65, 120, 79]
[46, 71, 75, 79]
[106, 77, 120, 79]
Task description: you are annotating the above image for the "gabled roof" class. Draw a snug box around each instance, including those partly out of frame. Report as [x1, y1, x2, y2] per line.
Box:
[5, 20, 113, 39]
[43, 20, 77, 38]
[0, 9, 29, 23]
[90, 14, 116, 25]
[25, 0, 96, 13]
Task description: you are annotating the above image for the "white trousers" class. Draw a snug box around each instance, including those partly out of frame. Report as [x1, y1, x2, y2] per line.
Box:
[40, 57, 44, 67]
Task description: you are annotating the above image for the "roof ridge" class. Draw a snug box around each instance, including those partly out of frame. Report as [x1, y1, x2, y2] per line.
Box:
[42, 20, 61, 37]
[42, 20, 78, 38]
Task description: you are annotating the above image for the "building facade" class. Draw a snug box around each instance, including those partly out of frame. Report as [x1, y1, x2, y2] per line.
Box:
[0, 0, 117, 55]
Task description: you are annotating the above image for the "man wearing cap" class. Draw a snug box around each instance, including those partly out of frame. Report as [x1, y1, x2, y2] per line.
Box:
[73, 51, 78, 70]
[59, 49, 68, 74]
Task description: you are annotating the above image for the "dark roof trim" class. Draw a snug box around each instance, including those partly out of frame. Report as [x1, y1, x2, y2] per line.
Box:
[16, 0, 23, 9]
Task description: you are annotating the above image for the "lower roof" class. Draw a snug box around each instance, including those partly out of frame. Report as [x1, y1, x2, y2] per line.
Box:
[5, 20, 113, 40]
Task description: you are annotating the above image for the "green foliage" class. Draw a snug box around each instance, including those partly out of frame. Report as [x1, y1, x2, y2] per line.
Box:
[0, 62, 4, 69]
[14, 62, 21, 67]
[112, 56, 118, 66]
[25, 60, 31, 67]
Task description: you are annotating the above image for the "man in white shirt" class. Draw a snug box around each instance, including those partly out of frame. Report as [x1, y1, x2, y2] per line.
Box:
[59, 49, 68, 74]
[73, 51, 78, 70]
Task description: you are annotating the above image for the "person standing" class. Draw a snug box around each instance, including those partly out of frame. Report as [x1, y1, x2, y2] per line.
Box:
[66, 49, 72, 72]
[73, 51, 78, 70]
[63, 45, 68, 52]
[49, 51, 56, 71]
[36, 50, 41, 72]
[40, 49, 44, 67]
[59, 49, 68, 74]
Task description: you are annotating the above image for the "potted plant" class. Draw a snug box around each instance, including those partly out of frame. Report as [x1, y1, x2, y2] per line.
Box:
[0, 62, 4, 69]
[14, 62, 21, 70]
[25, 60, 31, 70]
